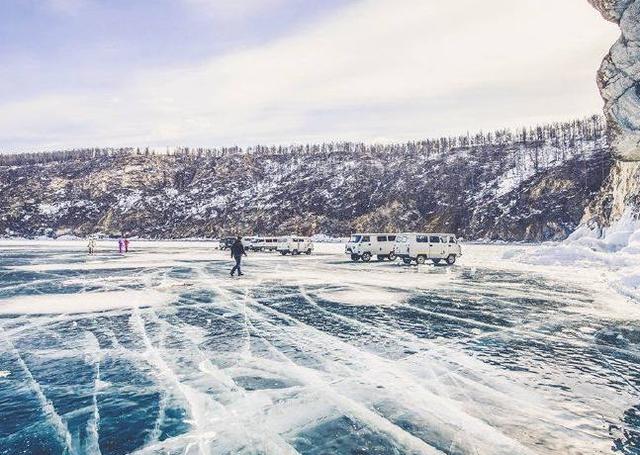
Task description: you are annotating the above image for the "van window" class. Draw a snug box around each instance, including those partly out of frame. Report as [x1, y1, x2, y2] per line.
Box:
[362, 236, 371, 242]
[429, 236, 441, 243]
[377, 236, 387, 242]
[416, 235, 429, 243]
[396, 235, 407, 243]
[388, 235, 396, 241]
[350, 235, 362, 243]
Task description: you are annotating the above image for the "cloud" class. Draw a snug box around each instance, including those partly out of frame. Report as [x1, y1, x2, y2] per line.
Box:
[0, 0, 619, 151]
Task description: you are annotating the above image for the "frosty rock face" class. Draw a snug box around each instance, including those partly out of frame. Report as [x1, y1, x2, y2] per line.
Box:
[589, 0, 640, 161]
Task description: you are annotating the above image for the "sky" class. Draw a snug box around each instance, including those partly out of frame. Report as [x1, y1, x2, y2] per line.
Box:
[0, 0, 619, 152]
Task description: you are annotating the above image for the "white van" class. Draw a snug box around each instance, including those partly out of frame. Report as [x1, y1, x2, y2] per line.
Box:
[277, 236, 314, 255]
[394, 233, 461, 265]
[248, 237, 279, 252]
[241, 237, 255, 248]
[345, 233, 398, 262]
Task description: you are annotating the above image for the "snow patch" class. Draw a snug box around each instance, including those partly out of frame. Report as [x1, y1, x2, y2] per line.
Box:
[116, 191, 142, 211]
[38, 203, 63, 215]
[38, 201, 92, 216]
[317, 286, 408, 306]
[0, 290, 172, 315]
[95, 379, 112, 390]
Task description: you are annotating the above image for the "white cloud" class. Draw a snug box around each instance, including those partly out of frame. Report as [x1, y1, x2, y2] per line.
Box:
[0, 0, 619, 151]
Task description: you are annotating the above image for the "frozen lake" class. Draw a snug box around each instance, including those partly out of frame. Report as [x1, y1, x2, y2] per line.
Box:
[0, 240, 639, 455]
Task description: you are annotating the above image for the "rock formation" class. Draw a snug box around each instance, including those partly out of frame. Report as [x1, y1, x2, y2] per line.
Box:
[589, 0, 640, 161]
[581, 0, 640, 233]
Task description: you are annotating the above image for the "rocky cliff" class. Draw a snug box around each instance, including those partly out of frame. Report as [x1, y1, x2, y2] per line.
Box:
[581, 0, 640, 232]
[0, 119, 611, 241]
[589, 0, 640, 161]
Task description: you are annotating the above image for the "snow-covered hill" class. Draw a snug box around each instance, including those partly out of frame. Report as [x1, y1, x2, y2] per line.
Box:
[0, 118, 611, 241]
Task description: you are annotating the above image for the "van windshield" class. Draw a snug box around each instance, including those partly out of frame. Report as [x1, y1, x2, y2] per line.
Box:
[350, 235, 362, 243]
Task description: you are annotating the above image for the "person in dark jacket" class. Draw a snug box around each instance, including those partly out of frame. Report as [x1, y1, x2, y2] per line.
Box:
[230, 236, 247, 276]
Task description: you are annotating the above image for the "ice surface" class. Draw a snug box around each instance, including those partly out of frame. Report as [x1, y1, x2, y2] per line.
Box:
[0, 240, 638, 454]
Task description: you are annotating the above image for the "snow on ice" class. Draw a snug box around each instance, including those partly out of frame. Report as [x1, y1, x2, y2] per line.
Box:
[0, 290, 171, 315]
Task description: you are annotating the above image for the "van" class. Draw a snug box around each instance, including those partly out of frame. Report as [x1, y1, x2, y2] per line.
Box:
[345, 233, 398, 262]
[241, 237, 255, 248]
[263, 237, 279, 252]
[277, 236, 314, 255]
[394, 233, 461, 265]
[248, 237, 279, 252]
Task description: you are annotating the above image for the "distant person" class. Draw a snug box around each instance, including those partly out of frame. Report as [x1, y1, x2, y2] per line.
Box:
[124, 238, 130, 253]
[87, 238, 96, 255]
[118, 238, 124, 254]
[230, 236, 247, 277]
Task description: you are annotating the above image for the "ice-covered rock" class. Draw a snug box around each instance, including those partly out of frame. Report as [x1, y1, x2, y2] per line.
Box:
[576, 0, 640, 245]
[589, 0, 640, 161]
[582, 160, 640, 226]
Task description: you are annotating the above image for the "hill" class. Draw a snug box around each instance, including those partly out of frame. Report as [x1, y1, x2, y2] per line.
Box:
[0, 117, 611, 241]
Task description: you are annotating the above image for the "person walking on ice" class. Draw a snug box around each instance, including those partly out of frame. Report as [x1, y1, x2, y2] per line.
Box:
[230, 236, 247, 277]
[87, 238, 96, 255]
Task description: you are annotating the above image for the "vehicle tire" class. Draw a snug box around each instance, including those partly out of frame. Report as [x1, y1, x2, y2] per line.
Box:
[446, 254, 456, 265]
[280, 251, 288, 256]
[361, 252, 372, 262]
[416, 255, 427, 265]
[351, 254, 360, 262]
[402, 257, 412, 265]
[388, 251, 396, 261]
[432, 258, 441, 265]
[292, 250, 299, 255]
[305, 249, 312, 255]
